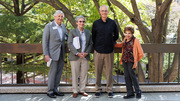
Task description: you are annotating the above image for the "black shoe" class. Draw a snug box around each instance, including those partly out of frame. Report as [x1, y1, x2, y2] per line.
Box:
[47, 93, 56, 98]
[108, 92, 113, 98]
[123, 94, 135, 99]
[54, 91, 64, 96]
[136, 90, 141, 99]
[95, 92, 101, 98]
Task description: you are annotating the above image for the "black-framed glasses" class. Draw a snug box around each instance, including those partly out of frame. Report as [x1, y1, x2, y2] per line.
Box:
[100, 10, 108, 12]
[78, 21, 85, 23]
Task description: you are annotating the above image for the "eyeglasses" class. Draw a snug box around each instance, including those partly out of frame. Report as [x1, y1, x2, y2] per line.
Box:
[100, 10, 108, 12]
[78, 21, 85, 23]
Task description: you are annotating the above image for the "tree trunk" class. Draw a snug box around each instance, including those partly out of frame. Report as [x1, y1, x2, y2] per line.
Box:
[17, 70, 24, 84]
[164, 19, 180, 82]
[137, 62, 146, 82]
[16, 53, 24, 84]
[149, 53, 164, 82]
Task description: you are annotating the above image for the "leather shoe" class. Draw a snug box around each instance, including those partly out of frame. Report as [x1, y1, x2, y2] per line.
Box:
[47, 93, 56, 98]
[73, 93, 78, 98]
[54, 91, 64, 96]
[95, 92, 101, 98]
[108, 92, 113, 98]
[123, 94, 135, 99]
[80, 92, 88, 96]
[136, 90, 141, 99]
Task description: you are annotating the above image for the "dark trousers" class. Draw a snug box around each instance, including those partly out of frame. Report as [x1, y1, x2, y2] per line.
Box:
[123, 62, 141, 95]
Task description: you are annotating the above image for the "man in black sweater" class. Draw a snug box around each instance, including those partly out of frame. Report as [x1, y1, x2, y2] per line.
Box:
[92, 5, 119, 98]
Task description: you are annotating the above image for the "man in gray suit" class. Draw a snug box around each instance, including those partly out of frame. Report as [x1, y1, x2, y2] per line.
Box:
[42, 10, 68, 98]
[68, 15, 92, 98]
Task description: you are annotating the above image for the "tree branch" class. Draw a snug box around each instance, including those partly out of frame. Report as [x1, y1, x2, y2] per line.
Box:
[93, 0, 100, 14]
[163, 19, 180, 82]
[160, 0, 172, 16]
[37, 0, 59, 9]
[110, 0, 152, 43]
[54, 0, 77, 28]
[22, 0, 39, 15]
[107, 0, 124, 41]
[21, 0, 25, 14]
[0, 1, 16, 15]
[156, 0, 162, 10]
[109, 0, 134, 18]
[153, 0, 172, 43]
[37, 0, 76, 28]
[0, 1, 13, 8]
[177, 19, 180, 43]
[162, 6, 170, 43]
[130, 0, 153, 42]
[138, 29, 149, 43]
[131, 0, 141, 20]
[13, 0, 20, 16]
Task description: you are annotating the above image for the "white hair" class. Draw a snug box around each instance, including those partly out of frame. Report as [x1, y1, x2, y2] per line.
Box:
[76, 15, 85, 22]
[99, 5, 109, 11]
[54, 10, 64, 17]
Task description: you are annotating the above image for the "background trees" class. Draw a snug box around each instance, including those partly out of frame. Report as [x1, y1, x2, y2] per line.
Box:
[0, 0, 180, 83]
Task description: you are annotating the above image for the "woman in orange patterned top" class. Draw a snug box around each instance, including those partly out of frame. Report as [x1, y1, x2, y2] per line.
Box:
[115, 25, 144, 99]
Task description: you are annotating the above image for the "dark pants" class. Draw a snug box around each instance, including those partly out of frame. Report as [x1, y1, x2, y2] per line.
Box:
[123, 62, 141, 95]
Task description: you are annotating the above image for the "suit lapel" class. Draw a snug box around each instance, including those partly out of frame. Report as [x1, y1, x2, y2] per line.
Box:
[61, 24, 67, 42]
[62, 27, 65, 41]
[84, 29, 89, 47]
[75, 28, 82, 48]
[52, 21, 61, 41]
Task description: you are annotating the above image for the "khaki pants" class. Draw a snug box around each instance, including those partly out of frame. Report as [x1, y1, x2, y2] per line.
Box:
[70, 58, 89, 93]
[94, 50, 114, 93]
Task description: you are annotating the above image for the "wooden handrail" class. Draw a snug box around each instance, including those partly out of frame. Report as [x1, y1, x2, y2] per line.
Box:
[0, 43, 180, 53]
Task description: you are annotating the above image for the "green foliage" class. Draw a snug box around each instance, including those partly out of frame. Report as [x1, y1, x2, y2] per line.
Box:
[1, 0, 178, 84]
[0, 11, 43, 43]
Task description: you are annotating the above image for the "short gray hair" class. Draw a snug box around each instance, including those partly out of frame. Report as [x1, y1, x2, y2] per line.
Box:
[99, 5, 109, 11]
[54, 10, 64, 17]
[76, 15, 85, 22]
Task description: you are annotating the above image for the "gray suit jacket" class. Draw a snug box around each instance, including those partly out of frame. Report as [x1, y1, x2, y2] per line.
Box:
[68, 28, 93, 61]
[42, 21, 68, 61]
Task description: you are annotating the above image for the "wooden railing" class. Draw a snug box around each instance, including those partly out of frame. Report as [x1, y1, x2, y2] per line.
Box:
[0, 43, 180, 85]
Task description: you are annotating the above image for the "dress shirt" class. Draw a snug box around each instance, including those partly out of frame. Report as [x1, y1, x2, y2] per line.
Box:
[54, 21, 63, 41]
[92, 17, 119, 53]
[78, 28, 86, 52]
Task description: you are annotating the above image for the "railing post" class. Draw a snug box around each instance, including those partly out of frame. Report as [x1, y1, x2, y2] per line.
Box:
[11, 54, 13, 84]
[148, 53, 150, 84]
[168, 53, 171, 83]
[158, 53, 160, 83]
[138, 62, 140, 82]
[0, 53, 2, 84]
[33, 54, 35, 84]
[22, 53, 25, 84]
[117, 53, 119, 84]
[178, 53, 180, 83]
[44, 58, 46, 84]
[66, 53, 68, 84]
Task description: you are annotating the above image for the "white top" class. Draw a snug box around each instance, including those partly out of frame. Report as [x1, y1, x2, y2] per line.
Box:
[54, 21, 63, 41]
[78, 28, 86, 52]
